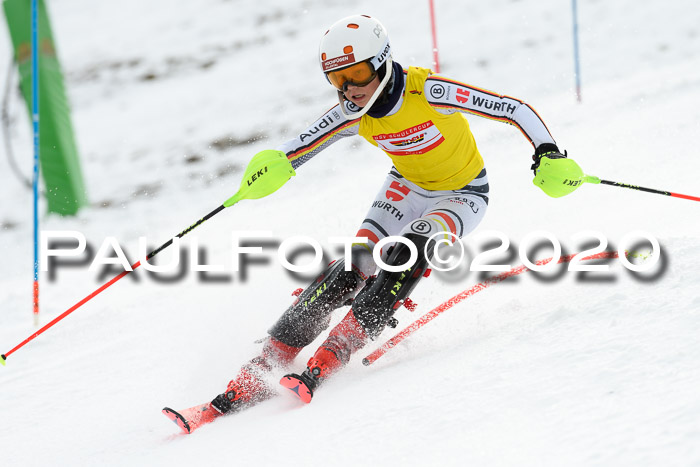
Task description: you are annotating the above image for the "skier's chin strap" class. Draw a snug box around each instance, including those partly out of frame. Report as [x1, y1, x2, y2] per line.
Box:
[337, 57, 395, 119]
[366, 61, 404, 118]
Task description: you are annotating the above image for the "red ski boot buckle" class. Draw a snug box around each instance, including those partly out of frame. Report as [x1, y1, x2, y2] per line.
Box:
[403, 298, 418, 312]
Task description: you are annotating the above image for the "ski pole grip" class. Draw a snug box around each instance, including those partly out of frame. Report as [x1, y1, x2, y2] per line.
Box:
[1, 354, 6, 366]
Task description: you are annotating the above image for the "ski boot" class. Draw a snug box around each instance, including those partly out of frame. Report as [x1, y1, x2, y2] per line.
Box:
[212, 336, 302, 414]
[280, 309, 368, 403]
[281, 232, 435, 402]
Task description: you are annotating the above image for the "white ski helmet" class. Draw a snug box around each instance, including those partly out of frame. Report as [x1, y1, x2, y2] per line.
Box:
[319, 15, 393, 118]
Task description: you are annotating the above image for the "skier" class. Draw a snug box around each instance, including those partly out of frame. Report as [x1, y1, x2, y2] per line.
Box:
[212, 14, 584, 412]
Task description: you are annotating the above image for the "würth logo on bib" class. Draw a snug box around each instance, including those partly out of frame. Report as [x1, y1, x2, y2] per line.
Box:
[373, 121, 445, 156]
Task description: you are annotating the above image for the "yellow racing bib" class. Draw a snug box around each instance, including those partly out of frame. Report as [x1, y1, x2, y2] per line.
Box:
[359, 66, 484, 190]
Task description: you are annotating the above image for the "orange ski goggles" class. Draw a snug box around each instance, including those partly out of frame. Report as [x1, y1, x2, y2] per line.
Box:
[326, 61, 377, 91]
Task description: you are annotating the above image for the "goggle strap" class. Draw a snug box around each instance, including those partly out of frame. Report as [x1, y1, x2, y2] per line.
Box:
[368, 37, 391, 71]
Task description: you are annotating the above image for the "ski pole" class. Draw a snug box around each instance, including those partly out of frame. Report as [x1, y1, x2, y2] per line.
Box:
[1, 150, 295, 366]
[584, 175, 700, 202]
[362, 250, 618, 366]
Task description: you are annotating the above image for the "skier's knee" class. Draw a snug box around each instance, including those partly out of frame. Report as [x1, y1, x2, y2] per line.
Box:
[267, 259, 363, 348]
[351, 231, 435, 339]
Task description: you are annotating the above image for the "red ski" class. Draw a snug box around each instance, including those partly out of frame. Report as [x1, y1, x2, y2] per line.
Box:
[162, 403, 222, 434]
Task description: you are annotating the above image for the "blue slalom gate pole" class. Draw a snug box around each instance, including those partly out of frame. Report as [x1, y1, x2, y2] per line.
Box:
[31, 0, 40, 325]
[572, 0, 582, 102]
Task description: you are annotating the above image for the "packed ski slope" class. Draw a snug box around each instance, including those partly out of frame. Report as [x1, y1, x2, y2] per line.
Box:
[1, 1, 699, 466]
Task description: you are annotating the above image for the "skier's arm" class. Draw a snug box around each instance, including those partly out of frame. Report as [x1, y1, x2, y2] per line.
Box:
[276, 104, 360, 170]
[423, 75, 556, 149]
[424, 75, 585, 198]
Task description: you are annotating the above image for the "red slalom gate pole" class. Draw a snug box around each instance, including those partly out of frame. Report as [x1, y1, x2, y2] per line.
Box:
[0, 204, 225, 365]
[362, 250, 619, 366]
[428, 0, 440, 72]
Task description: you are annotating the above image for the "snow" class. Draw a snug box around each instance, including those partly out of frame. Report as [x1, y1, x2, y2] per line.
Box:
[1, 0, 699, 466]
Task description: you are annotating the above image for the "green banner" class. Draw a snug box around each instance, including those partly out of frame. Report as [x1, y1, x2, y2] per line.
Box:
[3, 0, 87, 215]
